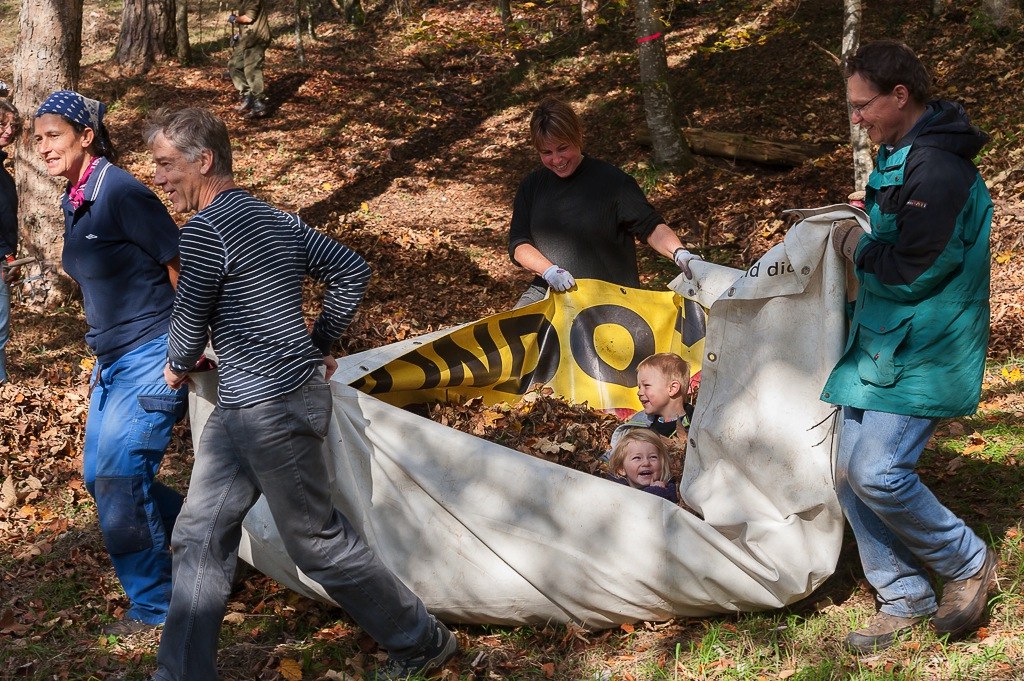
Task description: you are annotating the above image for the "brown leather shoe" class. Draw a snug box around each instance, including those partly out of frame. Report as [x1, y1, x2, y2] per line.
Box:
[933, 547, 998, 639]
[845, 611, 922, 654]
[102, 617, 159, 637]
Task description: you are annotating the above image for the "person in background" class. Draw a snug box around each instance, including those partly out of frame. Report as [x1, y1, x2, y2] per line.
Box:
[508, 96, 700, 307]
[0, 98, 20, 384]
[606, 429, 678, 503]
[824, 40, 997, 654]
[32, 90, 186, 634]
[144, 106, 458, 681]
[228, 0, 272, 119]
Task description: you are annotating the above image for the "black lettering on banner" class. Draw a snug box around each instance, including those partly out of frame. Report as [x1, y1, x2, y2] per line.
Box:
[353, 366, 393, 394]
[680, 298, 707, 347]
[570, 305, 654, 387]
[493, 314, 559, 394]
[398, 352, 445, 390]
[428, 325, 504, 387]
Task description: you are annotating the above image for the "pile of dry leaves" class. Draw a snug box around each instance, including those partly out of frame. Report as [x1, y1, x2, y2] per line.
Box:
[410, 389, 689, 482]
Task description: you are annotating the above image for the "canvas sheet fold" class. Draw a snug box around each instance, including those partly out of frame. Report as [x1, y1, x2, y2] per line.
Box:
[187, 206, 857, 627]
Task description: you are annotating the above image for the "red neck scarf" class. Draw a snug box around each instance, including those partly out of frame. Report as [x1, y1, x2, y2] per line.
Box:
[69, 157, 101, 210]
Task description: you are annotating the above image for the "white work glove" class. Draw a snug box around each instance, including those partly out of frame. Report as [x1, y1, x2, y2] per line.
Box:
[673, 248, 701, 279]
[542, 264, 576, 292]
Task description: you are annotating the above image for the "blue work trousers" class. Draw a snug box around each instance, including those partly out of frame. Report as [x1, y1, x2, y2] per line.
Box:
[835, 407, 988, 617]
[154, 376, 432, 680]
[84, 334, 187, 624]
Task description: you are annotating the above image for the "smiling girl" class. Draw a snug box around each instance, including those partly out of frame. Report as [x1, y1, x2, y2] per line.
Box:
[607, 428, 678, 503]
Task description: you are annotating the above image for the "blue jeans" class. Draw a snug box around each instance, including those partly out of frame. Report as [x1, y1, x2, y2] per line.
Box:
[154, 377, 432, 681]
[84, 334, 187, 624]
[0, 274, 9, 382]
[835, 407, 987, 617]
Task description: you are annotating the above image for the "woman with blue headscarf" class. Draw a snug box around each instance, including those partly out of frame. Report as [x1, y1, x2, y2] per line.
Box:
[33, 90, 186, 635]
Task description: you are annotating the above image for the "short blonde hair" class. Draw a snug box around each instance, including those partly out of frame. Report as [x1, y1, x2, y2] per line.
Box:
[529, 97, 583, 150]
[608, 429, 673, 484]
[637, 352, 691, 388]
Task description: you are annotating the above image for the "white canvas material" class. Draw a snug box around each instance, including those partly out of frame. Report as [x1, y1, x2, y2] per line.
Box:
[187, 205, 863, 627]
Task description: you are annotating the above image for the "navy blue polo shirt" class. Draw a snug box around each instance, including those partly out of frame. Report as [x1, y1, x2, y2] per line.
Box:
[61, 158, 180, 365]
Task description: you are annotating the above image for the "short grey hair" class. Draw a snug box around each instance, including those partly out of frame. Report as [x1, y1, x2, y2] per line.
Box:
[144, 107, 233, 177]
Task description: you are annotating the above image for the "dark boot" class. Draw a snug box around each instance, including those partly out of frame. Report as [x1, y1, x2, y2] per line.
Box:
[246, 98, 269, 119]
[235, 94, 254, 113]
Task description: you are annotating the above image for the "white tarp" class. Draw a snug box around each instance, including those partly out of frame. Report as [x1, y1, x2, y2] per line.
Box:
[186, 205, 862, 628]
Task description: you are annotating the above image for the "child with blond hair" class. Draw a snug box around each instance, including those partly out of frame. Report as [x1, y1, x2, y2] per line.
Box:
[606, 429, 678, 502]
[607, 352, 694, 455]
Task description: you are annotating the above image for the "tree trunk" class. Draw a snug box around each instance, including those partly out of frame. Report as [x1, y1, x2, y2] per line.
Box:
[12, 0, 83, 306]
[114, 0, 176, 76]
[295, 0, 307, 66]
[842, 0, 872, 192]
[581, 0, 599, 31]
[633, 0, 693, 171]
[498, 0, 511, 26]
[176, 0, 192, 64]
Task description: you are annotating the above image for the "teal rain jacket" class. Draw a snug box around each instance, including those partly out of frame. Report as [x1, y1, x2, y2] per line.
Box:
[821, 101, 993, 418]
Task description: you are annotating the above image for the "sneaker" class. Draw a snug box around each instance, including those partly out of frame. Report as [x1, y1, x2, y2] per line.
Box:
[102, 616, 159, 637]
[933, 547, 998, 638]
[377, 615, 458, 679]
[845, 611, 922, 654]
[235, 94, 254, 112]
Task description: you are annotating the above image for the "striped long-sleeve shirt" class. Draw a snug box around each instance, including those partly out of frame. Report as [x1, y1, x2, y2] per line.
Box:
[168, 189, 371, 407]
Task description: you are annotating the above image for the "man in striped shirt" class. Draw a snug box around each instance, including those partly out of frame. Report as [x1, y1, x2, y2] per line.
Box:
[144, 107, 458, 681]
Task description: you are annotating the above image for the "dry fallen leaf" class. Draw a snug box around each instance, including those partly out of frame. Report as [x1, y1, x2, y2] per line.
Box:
[278, 658, 303, 681]
[222, 611, 245, 625]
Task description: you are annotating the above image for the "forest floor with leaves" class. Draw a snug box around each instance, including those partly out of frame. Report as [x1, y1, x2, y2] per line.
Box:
[2, 0, 1024, 679]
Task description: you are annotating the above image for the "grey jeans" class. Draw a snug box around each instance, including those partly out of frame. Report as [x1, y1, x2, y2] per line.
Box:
[154, 377, 431, 680]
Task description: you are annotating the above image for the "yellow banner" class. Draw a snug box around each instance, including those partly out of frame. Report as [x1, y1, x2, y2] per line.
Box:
[352, 279, 706, 411]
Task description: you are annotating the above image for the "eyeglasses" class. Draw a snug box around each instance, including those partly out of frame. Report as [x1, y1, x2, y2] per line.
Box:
[849, 92, 887, 117]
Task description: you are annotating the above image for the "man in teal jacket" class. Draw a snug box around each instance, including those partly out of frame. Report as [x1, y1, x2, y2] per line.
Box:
[823, 40, 996, 654]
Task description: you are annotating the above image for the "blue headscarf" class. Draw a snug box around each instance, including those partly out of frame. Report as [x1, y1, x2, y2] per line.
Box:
[35, 90, 106, 131]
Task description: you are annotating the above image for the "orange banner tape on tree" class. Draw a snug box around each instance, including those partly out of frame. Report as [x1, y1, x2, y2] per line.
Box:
[636, 32, 662, 44]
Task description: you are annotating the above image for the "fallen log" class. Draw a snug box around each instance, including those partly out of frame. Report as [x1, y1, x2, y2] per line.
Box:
[639, 128, 834, 167]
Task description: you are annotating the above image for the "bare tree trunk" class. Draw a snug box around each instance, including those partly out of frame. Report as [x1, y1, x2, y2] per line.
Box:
[12, 0, 83, 306]
[114, 0, 176, 76]
[581, 0, 598, 31]
[295, 0, 307, 66]
[633, 0, 693, 171]
[176, 0, 192, 64]
[842, 0, 872, 192]
[498, 0, 511, 26]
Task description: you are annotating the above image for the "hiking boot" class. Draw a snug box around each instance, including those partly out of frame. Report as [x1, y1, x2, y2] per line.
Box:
[235, 94, 254, 112]
[845, 611, 922, 654]
[246, 98, 268, 119]
[102, 616, 159, 637]
[377, 615, 458, 679]
[933, 547, 998, 639]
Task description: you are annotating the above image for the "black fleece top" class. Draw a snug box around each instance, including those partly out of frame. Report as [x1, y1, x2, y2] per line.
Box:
[508, 155, 664, 288]
[0, 150, 16, 258]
